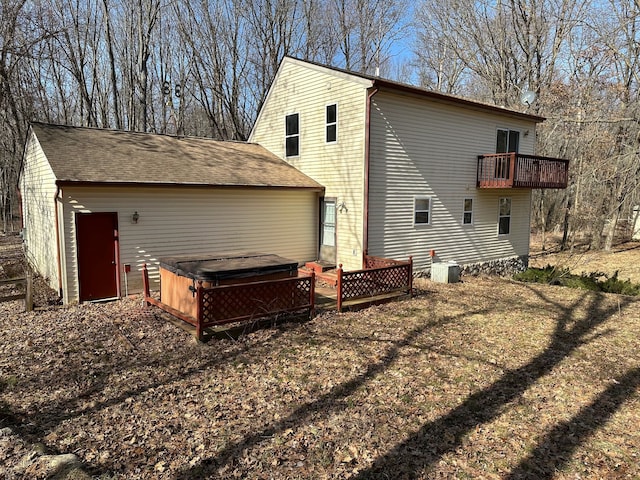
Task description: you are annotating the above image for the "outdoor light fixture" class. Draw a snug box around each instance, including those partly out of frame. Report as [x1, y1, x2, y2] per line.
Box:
[132, 211, 140, 224]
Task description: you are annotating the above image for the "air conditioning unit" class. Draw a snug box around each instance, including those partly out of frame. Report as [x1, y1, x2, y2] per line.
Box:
[431, 261, 460, 283]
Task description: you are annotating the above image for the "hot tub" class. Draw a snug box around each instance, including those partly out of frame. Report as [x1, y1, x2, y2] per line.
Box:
[158, 253, 299, 319]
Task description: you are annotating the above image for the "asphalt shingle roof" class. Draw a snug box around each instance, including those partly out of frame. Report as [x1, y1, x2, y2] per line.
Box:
[30, 122, 323, 189]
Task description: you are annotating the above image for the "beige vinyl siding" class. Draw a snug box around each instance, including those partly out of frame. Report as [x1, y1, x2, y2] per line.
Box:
[368, 91, 536, 273]
[250, 58, 370, 271]
[19, 134, 60, 292]
[60, 186, 318, 303]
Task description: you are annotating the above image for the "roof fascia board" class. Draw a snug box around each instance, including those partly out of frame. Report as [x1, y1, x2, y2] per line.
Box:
[20, 126, 60, 183]
[279, 57, 544, 123]
[55, 179, 325, 192]
[284, 57, 374, 87]
[373, 80, 545, 123]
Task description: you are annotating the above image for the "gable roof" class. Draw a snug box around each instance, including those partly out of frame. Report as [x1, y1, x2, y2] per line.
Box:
[29, 122, 323, 190]
[279, 57, 546, 123]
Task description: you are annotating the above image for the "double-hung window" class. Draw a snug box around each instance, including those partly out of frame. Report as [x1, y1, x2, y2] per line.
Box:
[285, 113, 299, 157]
[463, 198, 473, 225]
[414, 196, 431, 225]
[498, 197, 511, 235]
[326, 104, 337, 143]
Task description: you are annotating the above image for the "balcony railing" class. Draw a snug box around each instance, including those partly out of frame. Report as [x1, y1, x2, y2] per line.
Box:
[477, 153, 569, 189]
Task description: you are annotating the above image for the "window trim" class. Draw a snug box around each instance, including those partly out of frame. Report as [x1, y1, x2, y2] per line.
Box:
[498, 197, 512, 235]
[285, 112, 300, 157]
[325, 103, 337, 144]
[413, 196, 432, 226]
[462, 198, 473, 226]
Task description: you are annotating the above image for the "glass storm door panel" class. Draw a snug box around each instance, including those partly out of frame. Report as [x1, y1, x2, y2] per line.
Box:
[319, 199, 336, 264]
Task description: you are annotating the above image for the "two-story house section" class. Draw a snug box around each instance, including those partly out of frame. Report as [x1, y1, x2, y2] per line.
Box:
[250, 57, 568, 274]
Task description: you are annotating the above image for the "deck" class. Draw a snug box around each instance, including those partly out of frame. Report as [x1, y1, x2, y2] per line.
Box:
[145, 255, 413, 340]
[477, 153, 569, 189]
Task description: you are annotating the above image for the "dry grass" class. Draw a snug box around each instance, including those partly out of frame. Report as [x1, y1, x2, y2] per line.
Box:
[530, 234, 640, 284]
[1, 235, 640, 479]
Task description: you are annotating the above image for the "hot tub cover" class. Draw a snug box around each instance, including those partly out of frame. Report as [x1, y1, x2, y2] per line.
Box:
[159, 253, 299, 282]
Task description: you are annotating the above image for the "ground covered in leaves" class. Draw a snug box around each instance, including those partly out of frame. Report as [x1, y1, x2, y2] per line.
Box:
[1, 236, 640, 479]
[530, 236, 640, 284]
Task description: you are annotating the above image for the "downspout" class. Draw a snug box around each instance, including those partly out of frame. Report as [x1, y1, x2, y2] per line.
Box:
[54, 184, 63, 298]
[363, 84, 379, 267]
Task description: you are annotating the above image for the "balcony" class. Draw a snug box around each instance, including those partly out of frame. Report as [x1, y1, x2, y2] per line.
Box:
[477, 153, 569, 189]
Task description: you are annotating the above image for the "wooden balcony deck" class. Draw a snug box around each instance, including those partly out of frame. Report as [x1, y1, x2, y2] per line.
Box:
[477, 153, 569, 189]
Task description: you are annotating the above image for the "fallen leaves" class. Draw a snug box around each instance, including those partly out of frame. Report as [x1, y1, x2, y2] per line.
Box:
[1, 236, 640, 478]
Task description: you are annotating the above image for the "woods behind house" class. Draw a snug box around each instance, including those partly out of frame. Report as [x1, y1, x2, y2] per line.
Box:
[1, 0, 639, 250]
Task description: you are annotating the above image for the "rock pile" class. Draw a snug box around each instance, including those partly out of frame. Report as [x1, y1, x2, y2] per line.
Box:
[0, 427, 89, 480]
[460, 256, 528, 277]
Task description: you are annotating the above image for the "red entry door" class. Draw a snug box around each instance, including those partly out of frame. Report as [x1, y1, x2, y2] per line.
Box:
[76, 212, 119, 301]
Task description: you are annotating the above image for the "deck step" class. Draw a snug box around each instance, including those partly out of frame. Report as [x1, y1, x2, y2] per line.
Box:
[304, 261, 336, 274]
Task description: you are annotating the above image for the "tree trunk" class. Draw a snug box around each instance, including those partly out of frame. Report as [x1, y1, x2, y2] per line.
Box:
[604, 200, 624, 251]
[102, 0, 121, 130]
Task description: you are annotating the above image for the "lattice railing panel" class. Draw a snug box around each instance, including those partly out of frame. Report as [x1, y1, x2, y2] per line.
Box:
[364, 255, 404, 270]
[341, 264, 411, 301]
[198, 276, 313, 327]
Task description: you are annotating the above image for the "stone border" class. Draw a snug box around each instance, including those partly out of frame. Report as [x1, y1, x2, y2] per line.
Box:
[460, 256, 529, 277]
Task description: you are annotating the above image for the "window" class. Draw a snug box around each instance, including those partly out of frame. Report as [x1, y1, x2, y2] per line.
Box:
[326, 104, 337, 143]
[496, 128, 520, 153]
[498, 197, 511, 235]
[285, 113, 299, 157]
[495, 129, 520, 179]
[414, 196, 431, 225]
[463, 198, 473, 225]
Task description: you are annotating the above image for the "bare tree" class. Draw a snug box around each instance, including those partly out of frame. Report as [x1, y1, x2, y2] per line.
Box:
[414, 0, 586, 106]
[9, 0, 640, 253]
[102, 0, 122, 129]
[174, 0, 254, 139]
[594, 0, 640, 250]
[0, 0, 45, 231]
[329, 0, 408, 75]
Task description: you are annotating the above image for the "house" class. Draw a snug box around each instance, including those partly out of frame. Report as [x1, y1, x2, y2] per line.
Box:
[19, 123, 323, 303]
[20, 59, 569, 304]
[249, 57, 568, 274]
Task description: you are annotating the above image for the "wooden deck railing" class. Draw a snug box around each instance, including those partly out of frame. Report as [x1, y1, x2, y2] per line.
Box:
[336, 256, 413, 312]
[477, 153, 569, 189]
[0, 271, 33, 312]
[143, 265, 315, 339]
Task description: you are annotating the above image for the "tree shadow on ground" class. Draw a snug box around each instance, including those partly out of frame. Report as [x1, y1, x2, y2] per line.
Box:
[173, 309, 475, 479]
[350, 288, 633, 479]
[0, 308, 295, 475]
[505, 365, 640, 479]
[175, 285, 634, 479]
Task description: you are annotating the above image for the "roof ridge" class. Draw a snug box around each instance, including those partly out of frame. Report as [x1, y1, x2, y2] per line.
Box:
[30, 122, 258, 145]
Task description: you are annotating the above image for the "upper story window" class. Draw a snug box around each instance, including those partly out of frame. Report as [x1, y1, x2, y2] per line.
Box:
[326, 104, 337, 143]
[414, 196, 432, 225]
[496, 128, 520, 153]
[285, 113, 299, 157]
